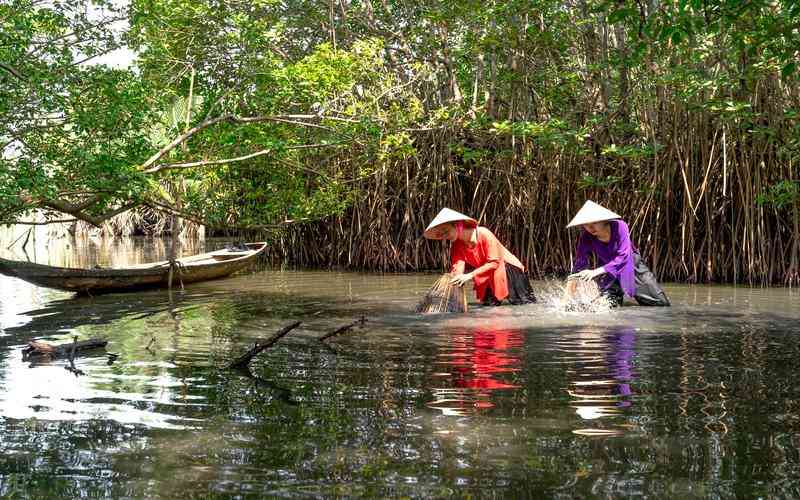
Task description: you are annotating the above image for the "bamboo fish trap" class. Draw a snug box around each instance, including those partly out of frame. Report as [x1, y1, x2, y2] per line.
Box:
[416, 273, 468, 313]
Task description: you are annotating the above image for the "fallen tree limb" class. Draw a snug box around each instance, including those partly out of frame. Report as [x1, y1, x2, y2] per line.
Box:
[318, 316, 367, 342]
[22, 338, 108, 359]
[228, 321, 302, 369]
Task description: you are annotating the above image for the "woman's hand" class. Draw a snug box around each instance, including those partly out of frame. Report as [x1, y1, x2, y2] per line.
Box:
[573, 267, 605, 281]
[450, 273, 473, 286]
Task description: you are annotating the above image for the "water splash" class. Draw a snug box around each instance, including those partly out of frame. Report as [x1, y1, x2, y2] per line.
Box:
[537, 279, 614, 314]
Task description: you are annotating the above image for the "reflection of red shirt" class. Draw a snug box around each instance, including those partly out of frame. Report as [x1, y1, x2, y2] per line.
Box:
[450, 330, 522, 390]
[450, 227, 525, 301]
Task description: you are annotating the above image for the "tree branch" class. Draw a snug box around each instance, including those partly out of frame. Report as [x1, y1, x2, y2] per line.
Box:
[144, 141, 349, 173]
[228, 321, 302, 369]
[0, 62, 26, 81]
[145, 148, 274, 173]
[0, 218, 78, 226]
[39, 200, 138, 227]
[42, 194, 104, 214]
[145, 199, 308, 232]
[139, 113, 335, 172]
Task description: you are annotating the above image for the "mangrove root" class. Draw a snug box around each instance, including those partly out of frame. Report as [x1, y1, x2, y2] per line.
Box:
[228, 321, 302, 369]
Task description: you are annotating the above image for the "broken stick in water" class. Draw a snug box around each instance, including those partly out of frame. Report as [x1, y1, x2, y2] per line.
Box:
[228, 321, 302, 370]
[65, 336, 85, 376]
[318, 316, 367, 342]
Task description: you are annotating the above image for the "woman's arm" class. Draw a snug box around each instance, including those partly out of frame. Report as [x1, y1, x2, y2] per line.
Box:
[450, 241, 466, 275]
[572, 231, 592, 273]
[601, 220, 634, 277]
[450, 228, 500, 286]
[470, 228, 501, 277]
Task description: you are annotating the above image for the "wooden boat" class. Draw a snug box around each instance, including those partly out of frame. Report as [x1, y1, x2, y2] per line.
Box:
[0, 242, 267, 294]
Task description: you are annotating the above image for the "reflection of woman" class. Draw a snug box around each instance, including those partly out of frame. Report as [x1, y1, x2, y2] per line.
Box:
[424, 208, 536, 306]
[569, 326, 637, 422]
[451, 329, 522, 390]
[427, 327, 523, 416]
[566, 201, 670, 306]
[608, 328, 635, 407]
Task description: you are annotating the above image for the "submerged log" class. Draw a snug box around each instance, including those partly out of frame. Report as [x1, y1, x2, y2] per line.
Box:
[22, 338, 108, 359]
[227, 321, 302, 370]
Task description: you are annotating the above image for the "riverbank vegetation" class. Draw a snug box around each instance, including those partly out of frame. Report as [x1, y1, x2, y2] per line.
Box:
[2, 0, 799, 284]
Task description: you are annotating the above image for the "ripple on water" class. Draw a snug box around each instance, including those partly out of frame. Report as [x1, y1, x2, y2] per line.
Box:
[1, 252, 800, 497]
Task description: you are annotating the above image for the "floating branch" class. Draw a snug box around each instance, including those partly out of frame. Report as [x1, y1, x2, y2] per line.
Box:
[228, 321, 302, 370]
[318, 316, 367, 342]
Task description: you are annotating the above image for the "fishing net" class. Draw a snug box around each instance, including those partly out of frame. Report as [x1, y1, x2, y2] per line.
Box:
[416, 273, 468, 313]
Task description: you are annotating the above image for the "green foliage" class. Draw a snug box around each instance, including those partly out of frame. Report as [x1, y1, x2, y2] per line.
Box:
[601, 143, 659, 160]
[2, 0, 800, 244]
[756, 181, 800, 209]
[578, 174, 623, 190]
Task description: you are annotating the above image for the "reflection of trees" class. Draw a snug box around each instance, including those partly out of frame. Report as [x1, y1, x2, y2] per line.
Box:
[0, 234, 207, 269]
[4, 263, 800, 498]
[572, 315, 800, 497]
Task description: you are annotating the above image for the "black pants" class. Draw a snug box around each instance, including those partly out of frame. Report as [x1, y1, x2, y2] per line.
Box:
[602, 253, 670, 307]
[481, 263, 537, 306]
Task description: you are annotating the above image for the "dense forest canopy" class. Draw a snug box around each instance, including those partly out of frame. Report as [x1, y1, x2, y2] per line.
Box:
[1, 0, 799, 283]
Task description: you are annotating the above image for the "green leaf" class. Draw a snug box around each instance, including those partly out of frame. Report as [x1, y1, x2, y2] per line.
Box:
[607, 9, 630, 24]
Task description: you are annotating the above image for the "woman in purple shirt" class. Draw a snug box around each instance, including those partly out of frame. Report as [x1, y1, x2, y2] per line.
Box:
[566, 201, 670, 306]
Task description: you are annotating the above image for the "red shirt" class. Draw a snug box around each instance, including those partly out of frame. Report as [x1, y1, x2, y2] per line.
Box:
[450, 226, 525, 301]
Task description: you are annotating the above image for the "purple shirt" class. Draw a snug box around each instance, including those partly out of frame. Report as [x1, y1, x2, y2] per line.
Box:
[572, 219, 637, 297]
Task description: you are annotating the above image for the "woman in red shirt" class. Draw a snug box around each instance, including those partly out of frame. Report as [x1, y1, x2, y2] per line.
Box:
[424, 208, 536, 306]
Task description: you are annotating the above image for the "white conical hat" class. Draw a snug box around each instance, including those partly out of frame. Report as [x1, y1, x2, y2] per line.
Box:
[424, 208, 478, 240]
[566, 201, 621, 228]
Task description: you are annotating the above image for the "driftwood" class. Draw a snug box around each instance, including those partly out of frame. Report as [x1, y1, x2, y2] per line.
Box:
[318, 316, 367, 342]
[228, 321, 302, 369]
[22, 338, 108, 359]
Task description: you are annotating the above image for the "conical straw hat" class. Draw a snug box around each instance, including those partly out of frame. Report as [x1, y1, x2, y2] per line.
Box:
[424, 208, 478, 240]
[566, 201, 621, 228]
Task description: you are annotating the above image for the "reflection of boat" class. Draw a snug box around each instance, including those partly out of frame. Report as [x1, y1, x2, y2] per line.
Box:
[0, 242, 267, 293]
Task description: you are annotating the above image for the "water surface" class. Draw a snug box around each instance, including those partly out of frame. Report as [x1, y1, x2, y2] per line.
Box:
[1, 237, 799, 498]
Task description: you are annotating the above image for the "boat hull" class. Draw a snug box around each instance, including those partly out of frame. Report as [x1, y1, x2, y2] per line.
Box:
[0, 242, 267, 293]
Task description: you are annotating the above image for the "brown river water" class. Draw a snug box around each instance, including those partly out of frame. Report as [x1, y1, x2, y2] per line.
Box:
[1, 236, 799, 498]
